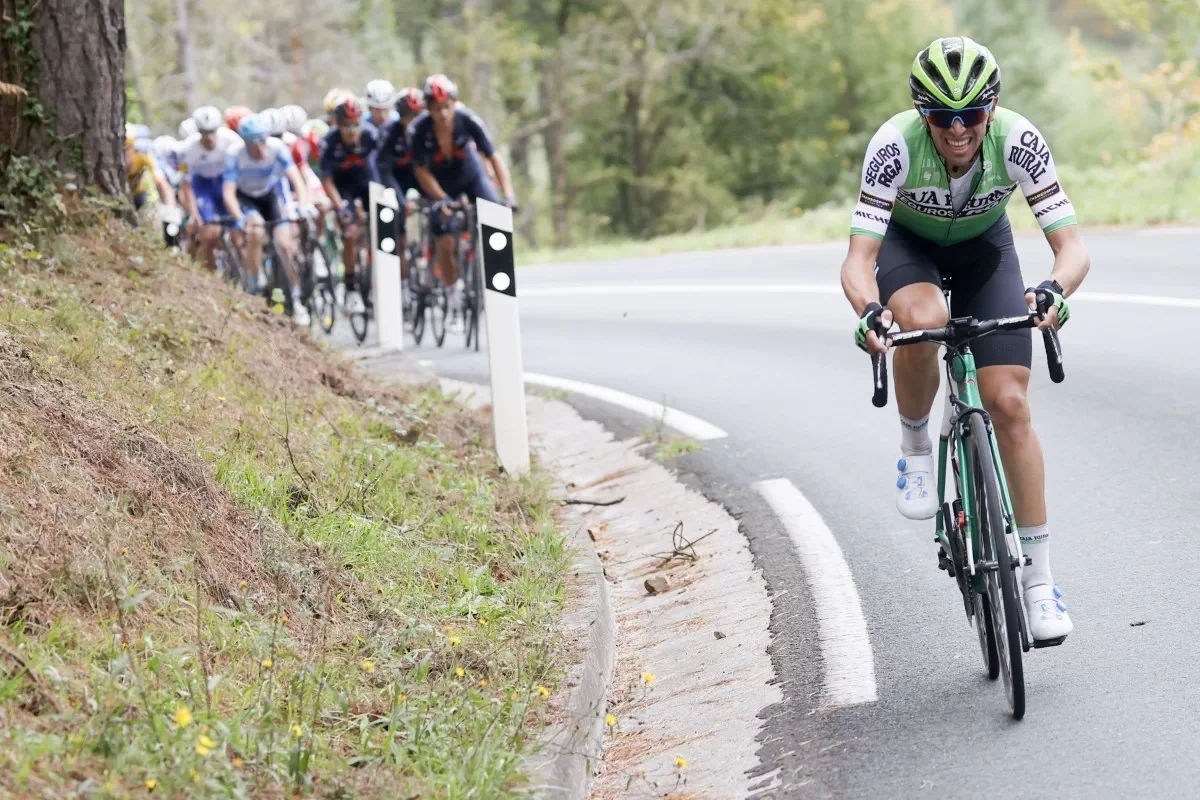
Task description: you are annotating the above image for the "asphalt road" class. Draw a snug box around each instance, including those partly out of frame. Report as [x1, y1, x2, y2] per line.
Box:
[331, 227, 1200, 798]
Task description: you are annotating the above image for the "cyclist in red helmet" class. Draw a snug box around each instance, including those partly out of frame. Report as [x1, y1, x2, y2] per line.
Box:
[377, 88, 427, 288]
[409, 74, 517, 317]
[319, 97, 381, 315]
[224, 105, 252, 133]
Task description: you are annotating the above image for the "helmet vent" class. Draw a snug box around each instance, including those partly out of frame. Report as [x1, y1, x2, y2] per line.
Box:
[919, 50, 952, 98]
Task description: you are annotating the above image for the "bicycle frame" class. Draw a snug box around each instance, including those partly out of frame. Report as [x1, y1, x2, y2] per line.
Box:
[933, 344, 1024, 593]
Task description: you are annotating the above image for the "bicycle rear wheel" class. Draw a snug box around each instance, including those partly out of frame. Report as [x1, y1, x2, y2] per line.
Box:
[969, 413, 1024, 719]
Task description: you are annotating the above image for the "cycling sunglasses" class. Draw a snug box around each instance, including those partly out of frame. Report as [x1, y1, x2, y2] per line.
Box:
[919, 101, 994, 129]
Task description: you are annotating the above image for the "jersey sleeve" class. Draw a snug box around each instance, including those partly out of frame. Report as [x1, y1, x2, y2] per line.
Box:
[463, 109, 496, 157]
[850, 122, 909, 240]
[1003, 118, 1077, 235]
[319, 133, 338, 179]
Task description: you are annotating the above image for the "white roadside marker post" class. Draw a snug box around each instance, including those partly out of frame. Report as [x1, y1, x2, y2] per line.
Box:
[477, 198, 530, 477]
[369, 182, 404, 351]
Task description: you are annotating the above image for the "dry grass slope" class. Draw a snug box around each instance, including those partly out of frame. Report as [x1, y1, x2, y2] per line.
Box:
[0, 221, 566, 798]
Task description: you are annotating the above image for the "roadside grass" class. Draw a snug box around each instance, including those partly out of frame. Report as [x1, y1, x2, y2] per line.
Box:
[0, 222, 567, 797]
[653, 438, 703, 462]
[523, 150, 1200, 266]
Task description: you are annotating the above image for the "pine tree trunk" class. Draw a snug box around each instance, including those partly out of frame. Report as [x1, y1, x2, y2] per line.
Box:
[173, 0, 196, 113]
[0, 0, 126, 196]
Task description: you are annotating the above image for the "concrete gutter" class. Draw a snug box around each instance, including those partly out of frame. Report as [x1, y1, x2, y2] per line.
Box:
[437, 377, 781, 799]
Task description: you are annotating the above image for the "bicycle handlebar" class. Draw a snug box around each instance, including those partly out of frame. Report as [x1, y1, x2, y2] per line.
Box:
[867, 309, 1064, 407]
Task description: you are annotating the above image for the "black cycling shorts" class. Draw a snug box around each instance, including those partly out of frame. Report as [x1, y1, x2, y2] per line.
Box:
[236, 189, 284, 225]
[875, 215, 1031, 370]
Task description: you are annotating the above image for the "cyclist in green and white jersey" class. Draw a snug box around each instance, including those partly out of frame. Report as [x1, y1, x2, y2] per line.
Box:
[840, 37, 1091, 644]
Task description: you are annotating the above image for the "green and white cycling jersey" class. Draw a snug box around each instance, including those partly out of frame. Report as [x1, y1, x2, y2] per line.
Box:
[850, 107, 1077, 245]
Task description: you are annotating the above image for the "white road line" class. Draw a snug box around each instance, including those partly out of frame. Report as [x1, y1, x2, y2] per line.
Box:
[523, 372, 728, 441]
[754, 478, 877, 707]
[522, 284, 842, 298]
[521, 284, 1200, 309]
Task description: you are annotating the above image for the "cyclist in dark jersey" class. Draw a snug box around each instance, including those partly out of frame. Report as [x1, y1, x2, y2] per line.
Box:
[319, 97, 379, 315]
[408, 74, 517, 313]
[378, 88, 427, 288]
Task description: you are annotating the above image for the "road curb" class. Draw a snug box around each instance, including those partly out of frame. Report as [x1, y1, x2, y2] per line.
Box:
[525, 517, 616, 799]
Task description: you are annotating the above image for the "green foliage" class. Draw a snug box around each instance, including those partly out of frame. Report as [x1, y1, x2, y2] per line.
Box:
[0, 155, 67, 233]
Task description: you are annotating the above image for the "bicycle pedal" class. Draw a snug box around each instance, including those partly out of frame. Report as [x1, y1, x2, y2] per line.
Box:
[1031, 635, 1067, 649]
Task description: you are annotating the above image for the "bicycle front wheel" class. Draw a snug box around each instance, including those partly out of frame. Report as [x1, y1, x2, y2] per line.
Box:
[969, 412, 1024, 719]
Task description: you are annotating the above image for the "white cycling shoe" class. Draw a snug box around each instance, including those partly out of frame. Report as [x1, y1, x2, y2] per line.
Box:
[345, 289, 366, 315]
[292, 303, 311, 327]
[896, 455, 938, 520]
[1024, 584, 1072, 644]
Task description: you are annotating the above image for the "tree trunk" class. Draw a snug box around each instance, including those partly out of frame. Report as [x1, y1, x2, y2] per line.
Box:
[0, 0, 126, 195]
[542, 0, 571, 248]
[173, 0, 196, 112]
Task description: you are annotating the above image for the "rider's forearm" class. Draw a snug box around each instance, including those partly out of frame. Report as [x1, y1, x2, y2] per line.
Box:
[322, 179, 343, 209]
[490, 154, 515, 200]
[222, 183, 243, 221]
[158, 176, 177, 207]
[287, 168, 310, 208]
[1047, 236, 1090, 296]
[841, 253, 881, 317]
[181, 184, 198, 219]
[415, 168, 447, 202]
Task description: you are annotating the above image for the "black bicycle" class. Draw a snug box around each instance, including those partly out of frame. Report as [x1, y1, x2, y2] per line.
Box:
[213, 217, 254, 295]
[408, 203, 448, 346]
[296, 213, 337, 333]
[865, 286, 1065, 719]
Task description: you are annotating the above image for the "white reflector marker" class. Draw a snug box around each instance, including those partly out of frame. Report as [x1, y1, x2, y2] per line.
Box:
[478, 199, 530, 477]
[369, 182, 403, 350]
[755, 478, 877, 707]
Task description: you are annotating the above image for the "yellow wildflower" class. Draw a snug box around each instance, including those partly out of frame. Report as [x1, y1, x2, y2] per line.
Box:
[190, 769, 200, 783]
[510, 691, 519, 701]
[479, 679, 488, 688]
[145, 778, 158, 790]
[217, 396, 226, 403]
[232, 757, 245, 768]
[173, 706, 193, 728]
[261, 658, 273, 670]
[455, 667, 465, 678]
[280, 614, 288, 625]
[238, 580, 247, 590]
[397, 693, 408, 702]
[361, 660, 376, 674]
[195, 741, 212, 757]
[291, 724, 303, 738]
[448, 636, 461, 646]
[605, 714, 617, 727]
[642, 672, 655, 686]
[536, 685, 550, 697]
[198, 734, 216, 749]
[675, 755, 688, 769]
[478, 618, 488, 626]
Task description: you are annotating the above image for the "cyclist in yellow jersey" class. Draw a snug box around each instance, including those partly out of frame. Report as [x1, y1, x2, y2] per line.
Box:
[125, 125, 177, 213]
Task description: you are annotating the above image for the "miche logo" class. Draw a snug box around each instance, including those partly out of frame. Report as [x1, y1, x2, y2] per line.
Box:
[853, 209, 889, 226]
[858, 191, 893, 211]
[1026, 181, 1062, 207]
[1034, 197, 1071, 219]
[1007, 129, 1051, 184]
[864, 143, 903, 188]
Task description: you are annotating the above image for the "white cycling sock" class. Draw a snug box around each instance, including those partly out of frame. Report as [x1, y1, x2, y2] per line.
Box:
[1019, 523, 1052, 589]
[899, 414, 932, 457]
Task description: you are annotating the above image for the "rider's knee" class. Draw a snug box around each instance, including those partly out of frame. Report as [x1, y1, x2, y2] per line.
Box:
[890, 292, 949, 332]
[984, 382, 1031, 431]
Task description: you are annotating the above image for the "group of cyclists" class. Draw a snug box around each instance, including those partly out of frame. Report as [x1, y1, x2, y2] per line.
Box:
[123, 74, 518, 332]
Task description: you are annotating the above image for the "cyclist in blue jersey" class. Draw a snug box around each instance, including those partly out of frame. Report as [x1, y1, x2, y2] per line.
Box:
[178, 105, 239, 271]
[223, 113, 313, 324]
[320, 96, 380, 315]
[378, 87, 426, 287]
[408, 74, 517, 314]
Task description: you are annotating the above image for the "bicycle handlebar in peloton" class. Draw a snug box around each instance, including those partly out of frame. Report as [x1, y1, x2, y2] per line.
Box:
[867, 303, 1065, 407]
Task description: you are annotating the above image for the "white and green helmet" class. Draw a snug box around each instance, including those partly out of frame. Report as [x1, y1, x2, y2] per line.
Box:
[910, 36, 1001, 110]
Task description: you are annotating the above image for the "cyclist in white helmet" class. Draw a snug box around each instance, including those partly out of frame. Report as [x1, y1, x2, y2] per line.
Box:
[177, 105, 240, 271]
[280, 104, 308, 136]
[364, 79, 399, 131]
[179, 117, 199, 142]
